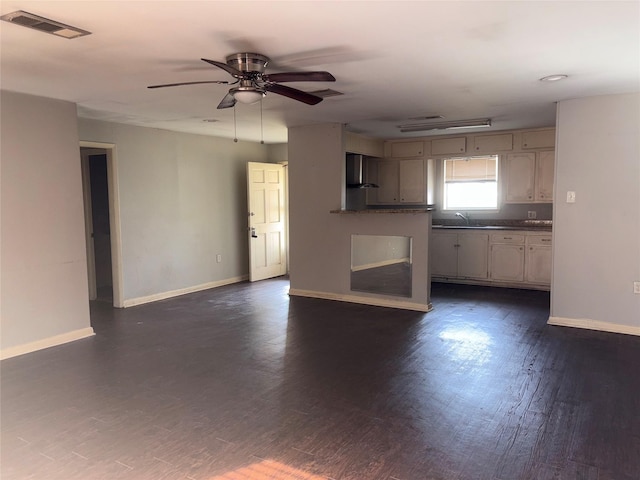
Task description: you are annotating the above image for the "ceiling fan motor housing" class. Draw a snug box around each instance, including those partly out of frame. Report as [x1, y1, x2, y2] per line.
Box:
[226, 53, 269, 74]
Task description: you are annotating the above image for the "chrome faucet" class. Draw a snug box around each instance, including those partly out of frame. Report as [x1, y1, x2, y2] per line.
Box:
[455, 212, 470, 225]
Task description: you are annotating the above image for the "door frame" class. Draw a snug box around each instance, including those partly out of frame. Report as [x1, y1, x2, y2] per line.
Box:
[79, 141, 124, 308]
[247, 162, 288, 281]
[278, 161, 289, 274]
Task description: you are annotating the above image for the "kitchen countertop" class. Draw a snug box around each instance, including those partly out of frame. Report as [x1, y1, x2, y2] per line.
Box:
[432, 219, 552, 232]
[331, 208, 435, 214]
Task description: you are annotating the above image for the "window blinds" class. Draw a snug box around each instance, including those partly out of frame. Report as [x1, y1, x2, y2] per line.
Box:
[444, 156, 497, 183]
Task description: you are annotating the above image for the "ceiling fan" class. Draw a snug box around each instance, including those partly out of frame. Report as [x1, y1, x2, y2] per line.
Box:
[148, 52, 336, 109]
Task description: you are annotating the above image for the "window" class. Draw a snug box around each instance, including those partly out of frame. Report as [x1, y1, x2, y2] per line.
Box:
[443, 155, 498, 210]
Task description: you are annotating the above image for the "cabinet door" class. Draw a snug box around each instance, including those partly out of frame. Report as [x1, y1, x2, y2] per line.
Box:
[535, 151, 555, 202]
[430, 232, 458, 277]
[399, 159, 426, 203]
[505, 153, 535, 203]
[472, 133, 513, 153]
[390, 141, 424, 158]
[432, 137, 466, 155]
[526, 245, 552, 285]
[376, 160, 399, 203]
[522, 129, 555, 149]
[457, 233, 489, 279]
[490, 244, 525, 282]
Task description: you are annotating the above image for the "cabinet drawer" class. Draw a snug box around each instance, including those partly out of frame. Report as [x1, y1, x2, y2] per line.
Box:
[432, 137, 466, 155]
[526, 235, 552, 246]
[490, 233, 525, 244]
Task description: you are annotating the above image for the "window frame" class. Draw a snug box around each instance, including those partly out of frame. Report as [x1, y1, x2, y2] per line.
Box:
[440, 154, 501, 212]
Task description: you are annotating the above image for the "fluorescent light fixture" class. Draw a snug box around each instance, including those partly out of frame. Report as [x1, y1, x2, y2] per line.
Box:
[231, 87, 265, 105]
[398, 118, 492, 133]
[1, 10, 91, 39]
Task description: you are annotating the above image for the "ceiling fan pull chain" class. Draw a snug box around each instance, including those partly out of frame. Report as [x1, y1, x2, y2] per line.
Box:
[233, 105, 238, 143]
[260, 99, 264, 145]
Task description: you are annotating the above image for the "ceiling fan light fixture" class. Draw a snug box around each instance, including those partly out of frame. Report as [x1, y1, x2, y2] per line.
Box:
[398, 118, 492, 132]
[231, 87, 265, 105]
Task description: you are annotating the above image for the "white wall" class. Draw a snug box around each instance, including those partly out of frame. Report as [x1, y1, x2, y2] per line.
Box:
[288, 123, 431, 311]
[550, 93, 640, 335]
[78, 119, 270, 304]
[1, 91, 93, 357]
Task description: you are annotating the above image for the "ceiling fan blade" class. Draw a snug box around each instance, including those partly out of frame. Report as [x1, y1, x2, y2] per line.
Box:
[201, 58, 245, 78]
[217, 92, 237, 109]
[264, 83, 323, 105]
[147, 80, 229, 89]
[263, 71, 336, 83]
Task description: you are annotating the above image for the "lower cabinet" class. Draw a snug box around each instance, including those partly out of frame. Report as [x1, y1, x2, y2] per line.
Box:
[430, 231, 489, 279]
[431, 229, 552, 290]
[489, 233, 525, 282]
[526, 235, 552, 285]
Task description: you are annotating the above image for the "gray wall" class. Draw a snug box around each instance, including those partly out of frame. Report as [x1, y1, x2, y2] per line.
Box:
[78, 119, 270, 302]
[551, 93, 640, 330]
[1, 91, 92, 352]
[288, 123, 431, 309]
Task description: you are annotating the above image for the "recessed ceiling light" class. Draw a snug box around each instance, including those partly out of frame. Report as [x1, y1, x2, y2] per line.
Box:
[0, 10, 91, 39]
[539, 74, 568, 82]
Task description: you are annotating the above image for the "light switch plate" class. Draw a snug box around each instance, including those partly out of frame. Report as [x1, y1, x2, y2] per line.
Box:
[634, 282, 640, 294]
[566, 191, 576, 203]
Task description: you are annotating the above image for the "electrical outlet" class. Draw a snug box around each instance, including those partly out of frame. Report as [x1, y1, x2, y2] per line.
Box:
[528, 211, 537, 219]
[216, 254, 222, 263]
[566, 191, 576, 203]
[634, 282, 640, 294]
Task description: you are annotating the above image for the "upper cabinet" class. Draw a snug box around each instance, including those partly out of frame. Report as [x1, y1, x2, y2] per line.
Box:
[431, 137, 466, 155]
[521, 129, 555, 149]
[472, 133, 513, 153]
[345, 131, 384, 157]
[535, 151, 555, 202]
[504, 151, 555, 203]
[390, 141, 424, 158]
[367, 157, 434, 205]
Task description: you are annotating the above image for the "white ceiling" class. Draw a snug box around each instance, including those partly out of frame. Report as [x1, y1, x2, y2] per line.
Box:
[1, 1, 638, 144]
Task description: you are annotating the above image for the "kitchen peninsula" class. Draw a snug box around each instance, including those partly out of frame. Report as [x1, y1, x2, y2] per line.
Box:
[288, 123, 433, 312]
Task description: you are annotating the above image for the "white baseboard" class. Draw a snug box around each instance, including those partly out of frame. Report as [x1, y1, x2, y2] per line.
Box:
[289, 288, 432, 312]
[1, 327, 96, 361]
[548, 316, 640, 337]
[123, 275, 248, 307]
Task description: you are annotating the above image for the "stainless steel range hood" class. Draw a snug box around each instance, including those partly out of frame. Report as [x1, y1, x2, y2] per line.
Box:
[346, 153, 379, 188]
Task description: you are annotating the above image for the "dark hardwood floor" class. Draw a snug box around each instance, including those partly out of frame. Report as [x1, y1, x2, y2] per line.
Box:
[2, 279, 639, 479]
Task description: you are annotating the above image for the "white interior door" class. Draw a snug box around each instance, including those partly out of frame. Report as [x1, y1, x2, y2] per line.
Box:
[247, 162, 287, 281]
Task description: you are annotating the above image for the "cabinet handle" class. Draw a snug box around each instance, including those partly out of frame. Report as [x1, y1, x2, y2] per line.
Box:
[504, 237, 512, 240]
[541, 239, 551, 242]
